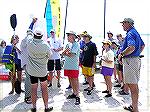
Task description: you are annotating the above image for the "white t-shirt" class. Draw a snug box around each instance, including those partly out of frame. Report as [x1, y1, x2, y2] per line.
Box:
[48, 37, 63, 60]
[102, 49, 114, 68]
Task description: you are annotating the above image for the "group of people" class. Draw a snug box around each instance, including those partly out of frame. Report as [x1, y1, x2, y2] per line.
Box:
[101, 18, 145, 112]
[0, 17, 145, 112]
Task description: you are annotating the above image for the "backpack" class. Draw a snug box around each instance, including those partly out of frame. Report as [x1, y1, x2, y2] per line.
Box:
[2, 45, 15, 71]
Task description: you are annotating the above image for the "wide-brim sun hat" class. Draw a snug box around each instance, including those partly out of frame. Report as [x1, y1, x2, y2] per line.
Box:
[102, 40, 112, 46]
[80, 31, 92, 39]
[66, 31, 78, 38]
[34, 28, 43, 37]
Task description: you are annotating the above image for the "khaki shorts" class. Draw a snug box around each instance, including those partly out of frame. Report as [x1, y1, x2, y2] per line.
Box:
[82, 66, 94, 77]
[122, 57, 141, 84]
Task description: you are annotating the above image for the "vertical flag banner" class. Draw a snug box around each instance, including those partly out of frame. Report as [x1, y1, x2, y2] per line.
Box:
[44, 0, 61, 38]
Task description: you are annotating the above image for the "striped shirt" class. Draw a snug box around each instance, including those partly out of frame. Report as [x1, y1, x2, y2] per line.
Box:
[26, 38, 52, 77]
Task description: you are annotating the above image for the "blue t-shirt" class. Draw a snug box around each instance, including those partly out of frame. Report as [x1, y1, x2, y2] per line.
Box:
[64, 42, 80, 70]
[121, 27, 145, 57]
[79, 40, 85, 59]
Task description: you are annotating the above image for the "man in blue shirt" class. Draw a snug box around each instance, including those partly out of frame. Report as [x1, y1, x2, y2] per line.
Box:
[118, 18, 145, 112]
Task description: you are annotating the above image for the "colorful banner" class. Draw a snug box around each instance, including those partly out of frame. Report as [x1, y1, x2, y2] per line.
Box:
[45, 0, 61, 38]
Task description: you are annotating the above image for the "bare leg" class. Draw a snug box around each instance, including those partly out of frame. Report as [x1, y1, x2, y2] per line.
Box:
[87, 76, 94, 89]
[118, 71, 123, 84]
[123, 84, 129, 93]
[17, 70, 22, 82]
[128, 84, 139, 112]
[48, 71, 53, 84]
[72, 78, 79, 96]
[40, 80, 49, 108]
[104, 76, 112, 94]
[56, 70, 61, 83]
[31, 83, 38, 108]
[114, 65, 117, 80]
[9, 72, 16, 94]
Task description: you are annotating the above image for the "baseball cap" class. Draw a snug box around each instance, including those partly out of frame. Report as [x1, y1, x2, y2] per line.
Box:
[50, 29, 55, 33]
[120, 18, 134, 24]
[107, 31, 113, 35]
[111, 40, 119, 46]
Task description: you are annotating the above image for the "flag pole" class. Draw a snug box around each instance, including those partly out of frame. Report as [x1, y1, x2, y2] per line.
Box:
[63, 0, 69, 44]
[104, 0, 106, 39]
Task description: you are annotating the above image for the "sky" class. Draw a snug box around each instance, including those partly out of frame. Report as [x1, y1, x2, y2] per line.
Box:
[0, 0, 150, 44]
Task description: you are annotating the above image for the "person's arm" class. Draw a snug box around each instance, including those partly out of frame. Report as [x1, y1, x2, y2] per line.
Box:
[29, 18, 37, 30]
[121, 45, 135, 56]
[140, 38, 145, 53]
[120, 33, 135, 57]
[54, 39, 63, 52]
[102, 51, 114, 64]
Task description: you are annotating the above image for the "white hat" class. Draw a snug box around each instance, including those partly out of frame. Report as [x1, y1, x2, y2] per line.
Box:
[120, 18, 134, 24]
[66, 31, 78, 38]
[50, 29, 55, 33]
[34, 28, 43, 36]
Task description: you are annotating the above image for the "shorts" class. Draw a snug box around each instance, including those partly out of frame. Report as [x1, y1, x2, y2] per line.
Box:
[122, 57, 141, 84]
[47, 59, 61, 71]
[64, 70, 79, 78]
[29, 75, 48, 84]
[101, 66, 114, 76]
[10, 59, 22, 72]
[15, 59, 22, 71]
[82, 66, 94, 77]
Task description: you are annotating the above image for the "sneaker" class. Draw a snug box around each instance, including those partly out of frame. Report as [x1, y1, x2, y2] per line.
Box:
[123, 105, 134, 112]
[67, 93, 76, 99]
[119, 90, 129, 95]
[75, 97, 80, 105]
[66, 85, 72, 89]
[105, 93, 112, 97]
[84, 87, 93, 91]
[57, 82, 61, 88]
[24, 97, 32, 104]
[87, 90, 92, 95]
[121, 85, 124, 89]
[114, 79, 119, 83]
[102, 90, 109, 93]
[48, 83, 52, 87]
[93, 82, 96, 87]
[9, 90, 14, 95]
[82, 81, 88, 85]
[114, 84, 121, 87]
[45, 107, 53, 112]
[31, 108, 36, 112]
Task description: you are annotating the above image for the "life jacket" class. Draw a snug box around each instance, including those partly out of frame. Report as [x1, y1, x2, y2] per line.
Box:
[2, 45, 16, 70]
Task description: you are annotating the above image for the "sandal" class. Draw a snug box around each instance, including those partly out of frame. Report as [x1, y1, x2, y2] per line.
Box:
[24, 97, 32, 104]
[9, 90, 14, 95]
[123, 105, 134, 112]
